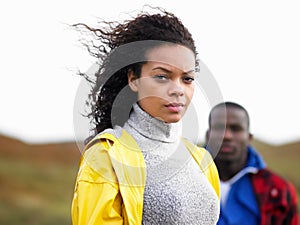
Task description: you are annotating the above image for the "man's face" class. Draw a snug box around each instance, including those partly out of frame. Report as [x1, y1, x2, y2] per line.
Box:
[207, 106, 252, 164]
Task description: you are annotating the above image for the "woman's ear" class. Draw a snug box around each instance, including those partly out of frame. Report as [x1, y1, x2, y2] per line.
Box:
[128, 70, 138, 92]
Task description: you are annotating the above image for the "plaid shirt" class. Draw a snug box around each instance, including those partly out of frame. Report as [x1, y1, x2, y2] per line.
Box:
[251, 169, 299, 225]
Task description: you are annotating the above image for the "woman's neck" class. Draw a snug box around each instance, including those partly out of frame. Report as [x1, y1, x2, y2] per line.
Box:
[124, 103, 181, 143]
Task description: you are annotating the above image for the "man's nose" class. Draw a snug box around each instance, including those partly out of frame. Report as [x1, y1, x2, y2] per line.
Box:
[223, 128, 233, 140]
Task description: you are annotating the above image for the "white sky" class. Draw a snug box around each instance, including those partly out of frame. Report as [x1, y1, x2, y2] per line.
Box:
[1, 0, 299, 145]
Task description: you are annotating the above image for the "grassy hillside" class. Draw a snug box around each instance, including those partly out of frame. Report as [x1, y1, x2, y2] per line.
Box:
[0, 134, 299, 224]
[252, 139, 300, 197]
[0, 134, 81, 225]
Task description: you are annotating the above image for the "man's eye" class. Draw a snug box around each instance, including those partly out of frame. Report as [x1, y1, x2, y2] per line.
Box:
[230, 125, 243, 132]
[212, 125, 225, 131]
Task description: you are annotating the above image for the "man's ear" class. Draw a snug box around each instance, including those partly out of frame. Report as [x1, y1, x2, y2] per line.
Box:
[205, 130, 210, 145]
[128, 70, 138, 92]
[248, 132, 253, 141]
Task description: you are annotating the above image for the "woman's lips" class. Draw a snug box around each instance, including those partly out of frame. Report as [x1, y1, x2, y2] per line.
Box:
[166, 103, 184, 112]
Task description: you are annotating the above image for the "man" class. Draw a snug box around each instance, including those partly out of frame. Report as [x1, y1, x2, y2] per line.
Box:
[205, 101, 298, 225]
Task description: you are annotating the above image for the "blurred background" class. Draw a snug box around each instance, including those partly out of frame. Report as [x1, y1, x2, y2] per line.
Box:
[1, 133, 299, 224]
[1, 0, 299, 224]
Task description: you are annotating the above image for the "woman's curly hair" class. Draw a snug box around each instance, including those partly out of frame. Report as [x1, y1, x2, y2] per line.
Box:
[73, 6, 198, 143]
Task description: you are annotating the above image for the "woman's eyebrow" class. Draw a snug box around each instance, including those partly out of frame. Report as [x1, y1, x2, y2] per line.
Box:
[183, 69, 195, 75]
[152, 67, 195, 74]
[152, 67, 172, 73]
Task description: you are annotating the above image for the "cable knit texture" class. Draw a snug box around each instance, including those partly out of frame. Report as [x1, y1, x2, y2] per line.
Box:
[118, 103, 220, 225]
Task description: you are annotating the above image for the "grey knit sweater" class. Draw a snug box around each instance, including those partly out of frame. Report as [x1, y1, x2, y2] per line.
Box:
[114, 103, 219, 224]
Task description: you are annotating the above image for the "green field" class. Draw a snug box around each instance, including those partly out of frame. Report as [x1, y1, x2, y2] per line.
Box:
[0, 156, 78, 225]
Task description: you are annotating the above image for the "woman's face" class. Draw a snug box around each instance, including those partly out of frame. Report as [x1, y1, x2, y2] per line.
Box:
[128, 44, 196, 123]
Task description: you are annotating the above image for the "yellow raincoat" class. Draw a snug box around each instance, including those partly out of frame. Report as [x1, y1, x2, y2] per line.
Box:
[71, 129, 220, 225]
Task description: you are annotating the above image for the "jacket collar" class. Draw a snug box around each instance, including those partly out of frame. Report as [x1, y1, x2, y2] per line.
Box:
[246, 145, 266, 169]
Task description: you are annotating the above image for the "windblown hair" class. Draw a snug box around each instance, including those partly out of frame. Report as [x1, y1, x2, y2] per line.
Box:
[73, 6, 198, 143]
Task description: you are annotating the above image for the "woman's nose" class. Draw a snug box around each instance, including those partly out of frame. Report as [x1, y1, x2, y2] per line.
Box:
[168, 80, 184, 96]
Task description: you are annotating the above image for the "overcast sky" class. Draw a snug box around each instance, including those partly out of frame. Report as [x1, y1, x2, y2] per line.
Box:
[1, 0, 299, 145]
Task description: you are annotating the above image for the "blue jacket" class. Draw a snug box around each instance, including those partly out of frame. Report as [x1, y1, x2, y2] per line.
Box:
[217, 146, 266, 225]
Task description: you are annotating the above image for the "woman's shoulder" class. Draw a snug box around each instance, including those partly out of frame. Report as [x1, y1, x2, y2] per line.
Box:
[79, 127, 145, 185]
[76, 129, 122, 184]
[84, 126, 142, 160]
[84, 127, 122, 149]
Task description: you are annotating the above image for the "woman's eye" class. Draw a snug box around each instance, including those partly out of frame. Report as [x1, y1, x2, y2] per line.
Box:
[183, 76, 195, 83]
[154, 74, 168, 80]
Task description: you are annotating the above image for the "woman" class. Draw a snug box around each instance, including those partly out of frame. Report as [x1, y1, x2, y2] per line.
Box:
[72, 7, 220, 225]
